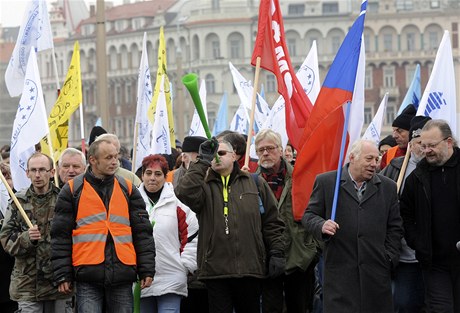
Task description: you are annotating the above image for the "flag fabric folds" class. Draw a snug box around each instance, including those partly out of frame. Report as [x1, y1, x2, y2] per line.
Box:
[41, 41, 82, 162]
[150, 76, 172, 155]
[133, 32, 153, 172]
[5, 0, 54, 97]
[362, 93, 389, 146]
[292, 0, 368, 221]
[230, 104, 249, 135]
[251, 0, 313, 150]
[10, 48, 50, 191]
[189, 79, 208, 137]
[416, 30, 457, 136]
[212, 92, 228, 136]
[147, 26, 176, 148]
[398, 64, 421, 115]
[0, 179, 10, 217]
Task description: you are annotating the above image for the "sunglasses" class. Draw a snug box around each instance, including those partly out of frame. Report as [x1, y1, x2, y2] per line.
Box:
[217, 150, 233, 156]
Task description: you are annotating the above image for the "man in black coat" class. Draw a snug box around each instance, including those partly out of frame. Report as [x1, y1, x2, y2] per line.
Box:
[400, 119, 460, 312]
[51, 139, 155, 313]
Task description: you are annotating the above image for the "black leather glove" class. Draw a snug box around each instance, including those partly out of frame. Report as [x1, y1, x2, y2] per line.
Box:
[268, 253, 285, 278]
[199, 137, 219, 165]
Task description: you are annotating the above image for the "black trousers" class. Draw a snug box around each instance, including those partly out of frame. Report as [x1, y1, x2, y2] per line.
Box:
[262, 263, 316, 313]
[205, 277, 261, 313]
[422, 263, 460, 313]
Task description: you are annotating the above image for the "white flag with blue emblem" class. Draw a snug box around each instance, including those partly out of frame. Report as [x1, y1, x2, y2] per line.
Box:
[362, 93, 388, 145]
[10, 48, 50, 191]
[150, 76, 171, 155]
[261, 41, 321, 149]
[189, 79, 208, 137]
[230, 104, 249, 135]
[133, 32, 153, 172]
[416, 30, 457, 136]
[5, 0, 54, 97]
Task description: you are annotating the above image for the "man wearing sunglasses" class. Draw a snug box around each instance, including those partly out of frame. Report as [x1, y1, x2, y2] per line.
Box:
[0, 152, 73, 312]
[175, 138, 285, 313]
[400, 119, 460, 312]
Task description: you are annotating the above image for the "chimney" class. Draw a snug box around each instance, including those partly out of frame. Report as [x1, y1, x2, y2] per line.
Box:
[90, 5, 96, 17]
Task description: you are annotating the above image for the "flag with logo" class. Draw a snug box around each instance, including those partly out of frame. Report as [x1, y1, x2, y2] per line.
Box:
[10, 48, 50, 191]
[212, 92, 228, 136]
[150, 76, 171, 155]
[251, 0, 313, 150]
[189, 80, 208, 137]
[230, 104, 249, 135]
[147, 26, 176, 148]
[133, 32, 153, 172]
[5, 0, 54, 97]
[416, 30, 456, 135]
[398, 64, 421, 114]
[41, 41, 82, 162]
[292, 0, 368, 221]
[362, 93, 389, 145]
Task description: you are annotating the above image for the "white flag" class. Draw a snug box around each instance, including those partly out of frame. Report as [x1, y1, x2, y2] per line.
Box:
[228, 62, 270, 131]
[5, 0, 54, 97]
[362, 93, 389, 145]
[189, 79, 208, 137]
[261, 41, 321, 149]
[150, 76, 171, 155]
[133, 32, 153, 172]
[230, 104, 248, 135]
[10, 48, 50, 191]
[416, 30, 457, 136]
[0, 180, 10, 217]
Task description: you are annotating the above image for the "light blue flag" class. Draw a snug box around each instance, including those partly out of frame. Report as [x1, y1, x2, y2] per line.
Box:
[212, 92, 228, 136]
[397, 64, 421, 115]
[260, 84, 265, 101]
[95, 117, 102, 127]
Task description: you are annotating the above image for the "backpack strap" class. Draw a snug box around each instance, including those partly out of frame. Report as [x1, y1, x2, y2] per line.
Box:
[250, 173, 265, 215]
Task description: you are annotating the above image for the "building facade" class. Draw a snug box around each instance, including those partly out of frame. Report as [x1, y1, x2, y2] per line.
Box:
[1, 0, 460, 149]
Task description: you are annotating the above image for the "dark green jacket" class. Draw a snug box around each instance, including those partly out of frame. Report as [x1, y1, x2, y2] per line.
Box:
[0, 184, 69, 301]
[175, 160, 284, 280]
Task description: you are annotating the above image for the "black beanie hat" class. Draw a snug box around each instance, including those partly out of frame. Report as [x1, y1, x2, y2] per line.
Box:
[378, 135, 397, 150]
[409, 116, 432, 141]
[88, 126, 107, 146]
[182, 136, 207, 153]
[392, 105, 416, 130]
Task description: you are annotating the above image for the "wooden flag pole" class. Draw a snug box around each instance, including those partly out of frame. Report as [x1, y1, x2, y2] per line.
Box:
[396, 144, 411, 194]
[0, 171, 33, 228]
[244, 57, 261, 169]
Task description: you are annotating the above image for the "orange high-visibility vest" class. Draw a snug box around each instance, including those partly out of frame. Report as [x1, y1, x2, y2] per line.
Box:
[70, 178, 136, 266]
[386, 146, 399, 164]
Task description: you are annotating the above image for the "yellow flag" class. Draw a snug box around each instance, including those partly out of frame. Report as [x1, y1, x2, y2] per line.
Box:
[148, 26, 176, 148]
[41, 41, 82, 161]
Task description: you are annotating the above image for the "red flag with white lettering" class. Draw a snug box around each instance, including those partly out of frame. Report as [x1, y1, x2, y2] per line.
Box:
[251, 0, 313, 150]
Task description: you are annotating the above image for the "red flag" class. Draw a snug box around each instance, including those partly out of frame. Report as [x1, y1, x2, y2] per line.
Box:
[251, 0, 312, 150]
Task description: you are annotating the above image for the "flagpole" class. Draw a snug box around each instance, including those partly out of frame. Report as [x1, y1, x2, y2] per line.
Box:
[396, 145, 411, 194]
[0, 172, 33, 228]
[244, 57, 261, 169]
[132, 123, 139, 172]
[79, 104, 86, 155]
[331, 101, 352, 221]
[51, 46, 61, 93]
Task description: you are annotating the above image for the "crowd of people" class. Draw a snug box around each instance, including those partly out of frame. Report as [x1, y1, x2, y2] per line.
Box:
[0, 113, 459, 313]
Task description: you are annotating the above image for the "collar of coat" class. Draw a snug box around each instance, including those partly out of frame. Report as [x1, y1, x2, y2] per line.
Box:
[340, 164, 382, 203]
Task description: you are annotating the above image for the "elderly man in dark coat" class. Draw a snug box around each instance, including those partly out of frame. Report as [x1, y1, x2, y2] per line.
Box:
[302, 139, 403, 313]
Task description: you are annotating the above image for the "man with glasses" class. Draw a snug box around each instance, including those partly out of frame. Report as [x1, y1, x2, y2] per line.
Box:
[0, 152, 73, 312]
[254, 129, 319, 313]
[175, 138, 285, 313]
[400, 119, 460, 312]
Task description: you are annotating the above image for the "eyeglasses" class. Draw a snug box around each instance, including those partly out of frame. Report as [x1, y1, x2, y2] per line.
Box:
[28, 168, 52, 175]
[217, 150, 233, 157]
[421, 137, 449, 151]
[256, 145, 278, 154]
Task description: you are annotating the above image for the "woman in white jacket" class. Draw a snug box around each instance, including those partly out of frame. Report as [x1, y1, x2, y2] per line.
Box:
[138, 154, 199, 313]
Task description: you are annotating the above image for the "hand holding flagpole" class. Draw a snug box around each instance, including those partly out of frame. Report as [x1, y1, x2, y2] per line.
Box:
[0, 171, 33, 228]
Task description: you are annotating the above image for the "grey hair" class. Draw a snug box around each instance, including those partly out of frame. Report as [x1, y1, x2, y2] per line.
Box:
[254, 129, 282, 149]
[348, 139, 378, 160]
[58, 148, 86, 167]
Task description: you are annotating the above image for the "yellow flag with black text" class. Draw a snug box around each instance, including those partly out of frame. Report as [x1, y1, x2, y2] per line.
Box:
[147, 26, 176, 148]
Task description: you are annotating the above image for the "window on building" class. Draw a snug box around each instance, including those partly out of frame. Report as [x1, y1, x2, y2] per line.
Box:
[331, 36, 341, 54]
[115, 119, 123, 137]
[288, 4, 305, 15]
[322, 2, 339, 14]
[365, 67, 373, 89]
[428, 31, 438, 50]
[396, 0, 413, 10]
[115, 20, 125, 32]
[126, 118, 134, 138]
[405, 65, 416, 88]
[212, 40, 220, 58]
[385, 106, 396, 125]
[115, 85, 122, 105]
[406, 33, 415, 51]
[364, 34, 371, 52]
[368, 2, 379, 12]
[125, 83, 132, 105]
[267, 74, 277, 93]
[133, 18, 143, 30]
[383, 34, 393, 51]
[212, 0, 220, 10]
[364, 107, 373, 125]
[230, 40, 241, 59]
[287, 38, 297, 57]
[384, 66, 395, 87]
[205, 74, 216, 94]
[430, 0, 440, 8]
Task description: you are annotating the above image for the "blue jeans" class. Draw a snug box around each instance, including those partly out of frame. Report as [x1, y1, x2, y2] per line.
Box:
[76, 282, 133, 313]
[140, 293, 182, 313]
